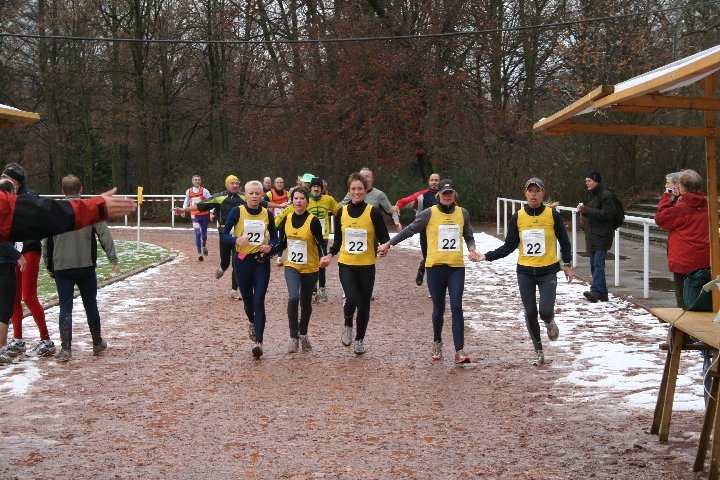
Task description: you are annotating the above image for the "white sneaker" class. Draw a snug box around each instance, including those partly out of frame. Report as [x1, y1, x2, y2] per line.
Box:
[230, 289, 240, 300]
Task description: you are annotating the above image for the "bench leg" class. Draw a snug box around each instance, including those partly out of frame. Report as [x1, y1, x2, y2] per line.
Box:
[696, 351, 719, 472]
[659, 327, 684, 442]
[652, 349, 672, 435]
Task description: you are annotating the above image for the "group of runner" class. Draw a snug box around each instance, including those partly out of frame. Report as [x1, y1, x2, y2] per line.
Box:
[175, 170, 572, 365]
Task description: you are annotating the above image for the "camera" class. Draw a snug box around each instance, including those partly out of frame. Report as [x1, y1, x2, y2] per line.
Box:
[666, 187, 674, 194]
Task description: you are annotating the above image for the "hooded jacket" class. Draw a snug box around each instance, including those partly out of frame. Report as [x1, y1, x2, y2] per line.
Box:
[581, 184, 616, 251]
[655, 191, 710, 274]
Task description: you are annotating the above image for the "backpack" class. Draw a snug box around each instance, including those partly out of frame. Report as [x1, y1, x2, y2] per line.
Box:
[610, 192, 625, 230]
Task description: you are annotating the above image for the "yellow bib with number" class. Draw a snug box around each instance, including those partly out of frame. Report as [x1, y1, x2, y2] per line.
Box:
[425, 205, 465, 268]
[517, 207, 558, 267]
[233, 206, 270, 255]
[339, 204, 376, 266]
[285, 212, 319, 273]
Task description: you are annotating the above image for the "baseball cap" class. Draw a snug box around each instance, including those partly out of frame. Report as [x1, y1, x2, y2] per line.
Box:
[524, 177, 544, 189]
[438, 179, 456, 193]
[301, 173, 315, 183]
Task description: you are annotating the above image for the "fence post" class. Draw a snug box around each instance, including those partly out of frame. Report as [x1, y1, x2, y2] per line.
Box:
[644, 222, 650, 299]
[496, 198, 501, 236]
[614, 229, 620, 287]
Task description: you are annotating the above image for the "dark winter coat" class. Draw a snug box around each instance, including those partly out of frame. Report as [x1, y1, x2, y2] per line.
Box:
[581, 184, 616, 251]
[654, 191, 710, 274]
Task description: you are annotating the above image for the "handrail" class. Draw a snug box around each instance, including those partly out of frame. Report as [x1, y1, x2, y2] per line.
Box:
[496, 197, 658, 299]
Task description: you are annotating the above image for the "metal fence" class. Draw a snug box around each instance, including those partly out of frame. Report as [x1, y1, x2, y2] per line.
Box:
[496, 197, 658, 299]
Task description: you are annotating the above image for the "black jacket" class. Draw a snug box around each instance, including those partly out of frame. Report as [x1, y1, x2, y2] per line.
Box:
[582, 184, 616, 251]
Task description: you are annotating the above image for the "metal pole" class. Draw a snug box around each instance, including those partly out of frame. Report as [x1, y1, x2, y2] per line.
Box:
[614, 229, 620, 287]
[572, 210, 578, 267]
[136, 203, 141, 250]
[496, 198, 501, 236]
[171, 195, 176, 228]
[644, 222, 650, 299]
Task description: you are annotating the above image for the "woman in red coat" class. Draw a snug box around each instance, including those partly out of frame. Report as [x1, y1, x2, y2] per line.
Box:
[654, 169, 710, 308]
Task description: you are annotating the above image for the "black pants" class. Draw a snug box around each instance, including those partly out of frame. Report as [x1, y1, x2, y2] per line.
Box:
[317, 239, 328, 288]
[0, 263, 16, 325]
[339, 264, 375, 341]
[218, 229, 237, 290]
[517, 270, 557, 351]
[285, 267, 319, 338]
[418, 231, 428, 273]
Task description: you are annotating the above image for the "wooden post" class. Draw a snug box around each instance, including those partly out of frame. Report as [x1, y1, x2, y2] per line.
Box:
[703, 74, 720, 311]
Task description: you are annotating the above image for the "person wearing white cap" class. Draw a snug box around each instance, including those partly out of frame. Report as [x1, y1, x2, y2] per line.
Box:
[378, 179, 479, 364]
[479, 177, 574, 366]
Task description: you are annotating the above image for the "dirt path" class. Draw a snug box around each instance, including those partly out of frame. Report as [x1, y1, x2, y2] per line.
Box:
[0, 229, 708, 479]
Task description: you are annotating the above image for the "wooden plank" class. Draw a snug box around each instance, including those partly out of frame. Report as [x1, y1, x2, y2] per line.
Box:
[652, 349, 672, 435]
[620, 93, 720, 111]
[532, 85, 613, 132]
[649, 308, 720, 348]
[545, 122, 720, 138]
[0, 106, 40, 124]
[704, 73, 720, 313]
[611, 105, 658, 113]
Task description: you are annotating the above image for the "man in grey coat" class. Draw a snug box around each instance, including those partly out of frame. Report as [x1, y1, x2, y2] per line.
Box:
[340, 167, 402, 232]
[577, 171, 617, 302]
[44, 174, 121, 362]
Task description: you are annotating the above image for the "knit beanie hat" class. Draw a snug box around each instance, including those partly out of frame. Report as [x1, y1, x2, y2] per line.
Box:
[2, 163, 26, 184]
[586, 171, 602, 183]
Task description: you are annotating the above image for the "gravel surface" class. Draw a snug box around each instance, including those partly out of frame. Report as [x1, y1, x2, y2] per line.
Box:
[0, 228, 708, 479]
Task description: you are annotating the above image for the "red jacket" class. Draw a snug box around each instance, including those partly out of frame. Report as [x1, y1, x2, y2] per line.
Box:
[0, 191, 109, 242]
[654, 191, 710, 274]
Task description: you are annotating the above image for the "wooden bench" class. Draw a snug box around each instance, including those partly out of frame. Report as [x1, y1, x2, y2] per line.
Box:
[650, 308, 720, 479]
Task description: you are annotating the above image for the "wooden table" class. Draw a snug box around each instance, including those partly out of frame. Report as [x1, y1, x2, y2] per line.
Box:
[650, 307, 720, 478]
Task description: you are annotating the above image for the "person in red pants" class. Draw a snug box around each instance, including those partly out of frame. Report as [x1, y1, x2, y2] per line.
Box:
[1, 163, 55, 357]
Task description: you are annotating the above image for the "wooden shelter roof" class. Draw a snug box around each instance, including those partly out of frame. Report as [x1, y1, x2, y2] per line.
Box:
[0, 103, 41, 129]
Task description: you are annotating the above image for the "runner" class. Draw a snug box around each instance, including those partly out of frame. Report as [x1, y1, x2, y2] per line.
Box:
[173, 175, 285, 299]
[394, 172, 441, 286]
[221, 180, 278, 359]
[1, 163, 55, 358]
[319, 173, 390, 355]
[180, 175, 211, 261]
[268, 187, 326, 353]
[478, 177, 574, 366]
[340, 167, 402, 232]
[274, 176, 339, 302]
[378, 179, 480, 364]
[262, 177, 272, 194]
[266, 177, 289, 266]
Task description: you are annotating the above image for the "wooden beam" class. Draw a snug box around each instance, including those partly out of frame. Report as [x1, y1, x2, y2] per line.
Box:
[544, 121, 720, 138]
[703, 73, 720, 313]
[532, 85, 614, 132]
[619, 93, 720, 111]
[611, 105, 659, 113]
[0, 106, 41, 125]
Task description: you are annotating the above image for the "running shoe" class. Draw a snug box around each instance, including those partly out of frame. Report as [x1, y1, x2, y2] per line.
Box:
[318, 287, 328, 302]
[431, 341, 443, 361]
[312, 290, 319, 304]
[6, 339, 26, 356]
[93, 339, 108, 356]
[454, 349, 470, 364]
[203, 247, 209, 256]
[288, 338, 299, 353]
[33, 339, 56, 357]
[415, 268, 425, 286]
[532, 349, 545, 366]
[353, 339, 365, 355]
[276, 257, 283, 266]
[251, 342, 263, 358]
[341, 326, 352, 346]
[215, 268, 225, 279]
[300, 334, 312, 352]
[546, 320, 559, 341]
[198, 254, 204, 261]
[56, 349, 72, 363]
[248, 322, 256, 341]
[230, 289, 241, 300]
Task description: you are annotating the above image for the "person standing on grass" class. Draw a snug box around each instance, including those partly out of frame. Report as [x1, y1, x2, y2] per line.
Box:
[180, 175, 211, 261]
[44, 174, 121, 363]
[221, 180, 279, 359]
[2, 163, 56, 358]
[378, 179, 479, 364]
[0, 178, 27, 364]
[319, 173, 390, 356]
[268, 187, 326, 353]
[479, 177, 573, 366]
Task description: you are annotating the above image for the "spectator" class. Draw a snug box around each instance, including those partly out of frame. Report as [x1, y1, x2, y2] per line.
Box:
[577, 171, 616, 303]
[44, 175, 121, 362]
